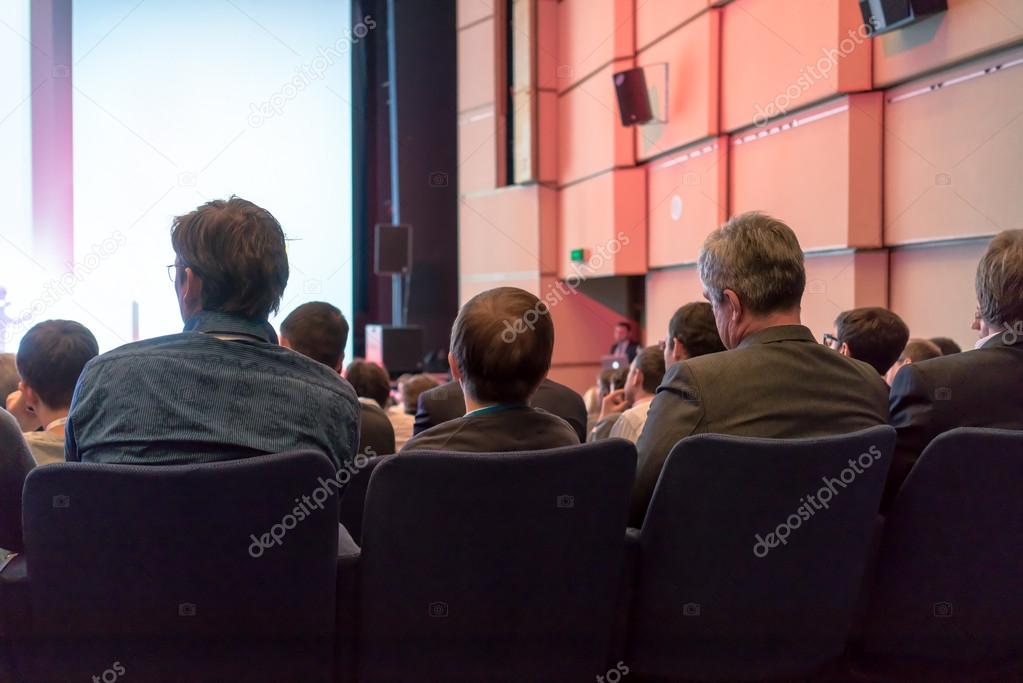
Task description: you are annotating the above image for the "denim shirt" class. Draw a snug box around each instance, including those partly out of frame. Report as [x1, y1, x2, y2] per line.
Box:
[65, 311, 359, 470]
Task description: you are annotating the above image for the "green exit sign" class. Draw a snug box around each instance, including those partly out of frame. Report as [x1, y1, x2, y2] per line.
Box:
[570, 248, 586, 262]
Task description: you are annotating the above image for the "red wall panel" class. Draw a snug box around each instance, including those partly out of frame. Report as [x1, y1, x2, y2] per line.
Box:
[636, 0, 713, 51]
[557, 0, 635, 91]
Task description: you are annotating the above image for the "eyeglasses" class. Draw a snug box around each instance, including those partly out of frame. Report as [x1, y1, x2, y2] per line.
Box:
[822, 332, 840, 348]
[167, 262, 201, 283]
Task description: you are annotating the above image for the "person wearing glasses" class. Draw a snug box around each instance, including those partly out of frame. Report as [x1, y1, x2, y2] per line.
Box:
[65, 196, 360, 471]
[823, 307, 909, 377]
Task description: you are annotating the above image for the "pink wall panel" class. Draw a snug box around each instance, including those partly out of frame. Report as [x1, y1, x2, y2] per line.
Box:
[458, 18, 496, 113]
[721, 0, 872, 131]
[873, 0, 1023, 88]
[557, 0, 635, 91]
[458, 107, 498, 194]
[543, 274, 628, 366]
[644, 265, 705, 345]
[730, 93, 883, 252]
[537, 0, 559, 90]
[889, 239, 992, 352]
[635, 9, 721, 161]
[883, 48, 1023, 246]
[459, 185, 551, 283]
[802, 250, 889, 341]
[558, 168, 647, 279]
[557, 59, 635, 184]
[537, 90, 558, 184]
[636, 0, 712, 51]
[457, 0, 493, 29]
[647, 137, 728, 268]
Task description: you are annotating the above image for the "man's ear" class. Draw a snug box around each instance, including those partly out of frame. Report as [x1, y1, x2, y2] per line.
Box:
[335, 353, 345, 374]
[447, 352, 462, 384]
[723, 289, 742, 322]
[672, 338, 688, 362]
[18, 381, 39, 410]
[839, 342, 851, 358]
[180, 267, 204, 316]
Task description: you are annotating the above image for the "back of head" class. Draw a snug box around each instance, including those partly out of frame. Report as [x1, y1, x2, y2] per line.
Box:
[698, 211, 806, 315]
[0, 354, 19, 401]
[451, 286, 554, 404]
[634, 345, 667, 395]
[280, 301, 349, 370]
[171, 196, 289, 319]
[668, 302, 726, 357]
[16, 320, 99, 409]
[929, 337, 961, 355]
[976, 229, 1023, 330]
[901, 338, 943, 364]
[835, 307, 910, 375]
[400, 374, 440, 415]
[345, 360, 391, 408]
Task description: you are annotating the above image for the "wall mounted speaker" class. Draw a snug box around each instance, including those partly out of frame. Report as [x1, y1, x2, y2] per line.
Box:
[613, 67, 654, 126]
[374, 223, 411, 275]
[859, 0, 948, 36]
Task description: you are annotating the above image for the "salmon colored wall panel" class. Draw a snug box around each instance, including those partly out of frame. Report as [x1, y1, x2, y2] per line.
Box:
[636, 0, 712, 50]
[721, 0, 872, 131]
[558, 59, 635, 184]
[458, 18, 496, 113]
[538, 0, 559, 90]
[647, 137, 728, 268]
[459, 186, 549, 281]
[802, 250, 889, 341]
[459, 275, 541, 308]
[873, 0, 1023, 88]
[458, 107, 498, 194]
[559, 168, 647, 279]
[883, 49, 1023, 246]
[557, 0, 635, 91]
[458, 0, 493, 29]
[730, 93, 883, 252]
[636, 10, 721, 160]
[538, 185, 559, 275]
[644, 265, 705, 344]
[889, 240, 992, 352]
[538, 90, 558, 184]
[542, 275, 630, 369]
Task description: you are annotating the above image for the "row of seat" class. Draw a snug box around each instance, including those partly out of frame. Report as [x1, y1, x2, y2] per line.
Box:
[1, 427, 1021, 682]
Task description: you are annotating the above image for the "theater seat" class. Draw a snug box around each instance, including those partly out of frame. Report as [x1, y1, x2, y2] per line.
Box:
[2, 451, 340, 683]
[357, 441, 636, 682]
[338, 455, 383, 544]
[628, 426, 895, 681]
[857, 428, 1023, 681]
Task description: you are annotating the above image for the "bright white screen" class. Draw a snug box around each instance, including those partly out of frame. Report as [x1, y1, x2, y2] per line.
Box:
[72, 0, 354, 352]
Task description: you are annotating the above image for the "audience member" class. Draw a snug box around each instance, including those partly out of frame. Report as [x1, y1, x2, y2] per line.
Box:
[0, 354, 19, 405]
[403, 287, 579, 452]
[280, 302, 393, 455]
[2, 353, 40, 433]
[344, 359, 396, 455]
[0, 409, 33, 553]
[929, 336, 962, 355]
[14, 320, 98, 465]
[594, 345, 665, 443]
[389, 373, 438, 451]
[609, 321, 639, 362]
[827, 307, 910, 376]
[415, 376, 588, 442]
[662, 302, 726, 368]
[65, 196, 359, 469]
[884, 338, 942, 385]
[887, 229, 1023, 509]
[632, 212, 889, 526]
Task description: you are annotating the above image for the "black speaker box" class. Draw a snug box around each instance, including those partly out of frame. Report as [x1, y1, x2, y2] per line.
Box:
[613, 67, 654, 127]
[365, 325, 423, 376]
[859, 0, 947, 36]
[374, 223, 411, 275]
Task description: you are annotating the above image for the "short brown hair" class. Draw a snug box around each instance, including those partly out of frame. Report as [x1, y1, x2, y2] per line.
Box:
[835, 307, 910, 375]
[668, 302, 725, 358]
[345, 360, 391, 408]
[16, 320, 99, 409]
[452, 287, 554, 403]
[976, 229, 1023, 328]
[699, 211, 806, 314]
[280, 302, 349, 369]
[171, 196, 289, 319]
[400, 374, 440, 415]
[900, 338, 942, 364]
[634, 345, 666, 394]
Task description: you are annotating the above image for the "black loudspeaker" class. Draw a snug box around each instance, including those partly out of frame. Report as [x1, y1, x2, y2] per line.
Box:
[613, 67, 654, 126]
[859, 0, 947, 36]
[374, 223, 411, 275]
[365, 324, 423, 376]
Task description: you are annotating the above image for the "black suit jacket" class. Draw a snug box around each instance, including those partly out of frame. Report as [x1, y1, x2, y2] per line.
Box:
[414, 378, 588, 442]
[886, 334, 1023, 510]
[358, 401, 396, 456]
[402, 405, 579, 453]
[632, 325, 889, 526]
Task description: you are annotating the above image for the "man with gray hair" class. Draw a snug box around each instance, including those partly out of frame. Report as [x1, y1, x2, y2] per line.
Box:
[886, 229, 1023, 510]
[630, 212, 889, 526]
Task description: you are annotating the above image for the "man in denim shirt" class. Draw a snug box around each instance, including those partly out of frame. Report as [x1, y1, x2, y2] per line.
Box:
[66, 196, 359, 470]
